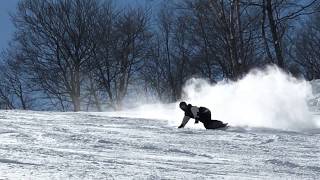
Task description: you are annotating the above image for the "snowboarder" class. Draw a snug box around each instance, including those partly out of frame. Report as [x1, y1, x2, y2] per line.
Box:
[178, 101, 227, 129]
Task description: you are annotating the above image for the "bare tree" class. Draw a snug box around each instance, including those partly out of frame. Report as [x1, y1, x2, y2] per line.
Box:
[92, 6, 152, 110]
[295, 13, 320, 80]
[0, 47, 34, 109]
[178, 0, 262, 80]
[258, 0, 319, 69]
[142, 4, 194, 101]
[13, 0, 100, 111]
[2, 0, 319, 111]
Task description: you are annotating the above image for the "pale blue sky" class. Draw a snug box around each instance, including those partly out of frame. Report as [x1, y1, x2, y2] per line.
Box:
[0, 0, 160, 51]
[0, 0, 19, 51]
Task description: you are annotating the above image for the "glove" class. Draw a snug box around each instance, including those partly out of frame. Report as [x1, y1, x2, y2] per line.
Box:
[195, 117, 199, 124]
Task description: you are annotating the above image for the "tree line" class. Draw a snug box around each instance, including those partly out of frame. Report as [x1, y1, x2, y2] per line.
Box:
[0, 0, 319, 111]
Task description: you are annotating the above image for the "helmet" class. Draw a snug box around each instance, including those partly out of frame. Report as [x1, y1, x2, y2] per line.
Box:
[179, 101, 187, 111]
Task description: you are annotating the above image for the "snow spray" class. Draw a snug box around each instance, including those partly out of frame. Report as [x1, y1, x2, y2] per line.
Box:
[182, 66, 318, 130]
[105, 66, 319, 130]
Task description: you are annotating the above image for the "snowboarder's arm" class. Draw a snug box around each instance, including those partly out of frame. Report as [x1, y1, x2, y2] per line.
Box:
[191, 107, 200, 124]
[178, 116, 190, 128]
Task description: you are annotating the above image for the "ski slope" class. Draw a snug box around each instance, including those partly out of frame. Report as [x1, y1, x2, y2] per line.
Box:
[0, 110, 319, 179]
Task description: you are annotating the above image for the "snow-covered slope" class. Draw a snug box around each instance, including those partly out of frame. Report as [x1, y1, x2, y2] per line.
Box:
[0, 111, 319, 179]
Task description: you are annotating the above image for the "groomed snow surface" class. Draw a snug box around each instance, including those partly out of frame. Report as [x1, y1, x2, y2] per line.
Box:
[0, 111, 319, 179]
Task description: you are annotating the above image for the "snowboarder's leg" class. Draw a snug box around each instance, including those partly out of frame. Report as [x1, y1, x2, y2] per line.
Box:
[198, 109, 211, 122]
[201, 109, 211, 120]
[203, 120, 226, 129]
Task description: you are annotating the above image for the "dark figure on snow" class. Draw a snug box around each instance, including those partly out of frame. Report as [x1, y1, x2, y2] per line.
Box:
[178, 101, 227, 129]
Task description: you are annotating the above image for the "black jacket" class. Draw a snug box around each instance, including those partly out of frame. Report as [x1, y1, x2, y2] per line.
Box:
[184, 104, 211, 123]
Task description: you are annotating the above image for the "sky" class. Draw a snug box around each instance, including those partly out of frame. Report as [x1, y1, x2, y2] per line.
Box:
[0, 0, 19, 51]
[0, 0, 160, 52]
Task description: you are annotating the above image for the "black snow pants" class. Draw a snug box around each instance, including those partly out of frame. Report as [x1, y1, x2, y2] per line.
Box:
[198, 107, 225, 129]
[203, 120, 226, 129]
